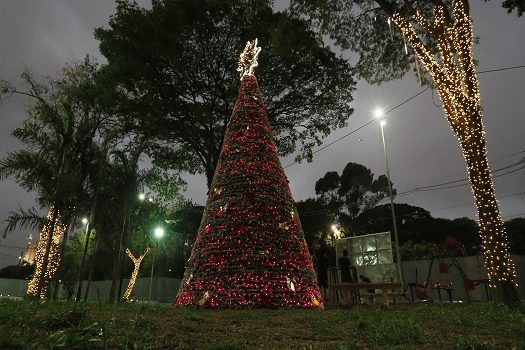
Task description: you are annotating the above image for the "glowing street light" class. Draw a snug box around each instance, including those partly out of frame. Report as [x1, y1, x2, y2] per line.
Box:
[331, 224, 342, 240]
[373, 107, 384, 119]
[81, 217, 88, 225]
[154, 227, 165, 238]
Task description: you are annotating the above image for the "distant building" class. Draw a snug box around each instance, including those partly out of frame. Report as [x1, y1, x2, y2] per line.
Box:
[20, 233, 36, 266]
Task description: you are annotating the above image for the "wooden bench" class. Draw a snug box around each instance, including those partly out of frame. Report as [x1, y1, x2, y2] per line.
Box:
[329, 282, 402, 306]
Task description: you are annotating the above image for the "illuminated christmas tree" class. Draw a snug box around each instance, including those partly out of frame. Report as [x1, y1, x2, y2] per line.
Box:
[174, 39, 323, 308]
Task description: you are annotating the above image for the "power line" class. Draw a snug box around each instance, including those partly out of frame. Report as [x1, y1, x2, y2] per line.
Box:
[283, 88, 430, 169]
[395, 158, 525, 198]
[383, 88, 429, 114]
[0, 252, 21, 259]
[477, 64, 525, 74]
[283, 64, 525, 170]
[283, 119, 377, 168]
[401, 149, 525, 192]
[431, 191, 525, 213]
[300, 159, 525, 217]
[503, 213, 525, 220]
[407, 149, 525, 191]
[0, 244, 26, 251]
[298, 188, 525, 218]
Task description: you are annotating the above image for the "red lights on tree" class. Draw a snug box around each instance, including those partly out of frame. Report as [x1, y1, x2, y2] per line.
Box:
[174, 40, 323, 308]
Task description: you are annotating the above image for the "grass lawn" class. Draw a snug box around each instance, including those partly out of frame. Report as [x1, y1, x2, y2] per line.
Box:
[0, 299, 523, 349]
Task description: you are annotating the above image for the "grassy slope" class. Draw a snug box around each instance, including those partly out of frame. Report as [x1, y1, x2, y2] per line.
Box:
[0, 300, 523, 349]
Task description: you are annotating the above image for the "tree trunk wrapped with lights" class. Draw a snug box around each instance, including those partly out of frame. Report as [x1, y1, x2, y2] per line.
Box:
[123, 247, 150, 301]
[26, 207, 67, 299]
[376, 0, 517, 303]
[174, 39, 323, 308]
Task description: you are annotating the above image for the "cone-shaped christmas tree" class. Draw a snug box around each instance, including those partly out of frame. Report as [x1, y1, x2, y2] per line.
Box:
[174, 39, 323, 308]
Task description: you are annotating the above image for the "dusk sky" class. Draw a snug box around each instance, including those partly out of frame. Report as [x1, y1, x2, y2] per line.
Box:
[0, 0, 523, 268]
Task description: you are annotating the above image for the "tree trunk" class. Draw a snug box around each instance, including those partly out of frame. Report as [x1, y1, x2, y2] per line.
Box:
[27, 207, 60, 299]
[52, 216, 75, 300]
[36, 209, 58, 298]
[458, 120, 518, 305]
[29, 146, 67, 299]
[205, 165, 214, 190]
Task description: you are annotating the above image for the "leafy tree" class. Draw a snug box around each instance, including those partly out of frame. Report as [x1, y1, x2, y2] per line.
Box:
[315, 162, 393, 230]
[352, 203, 430, 240]
[296, 198, 336, 248]
[0, 60, 187, 301]
[497, 0, 525, 15]
[290, 0, 521, 304]
[79, 143, 185, 302]
[296, 198, 338, 287]
[94, 0, 356, 187]
[353, 203, 480, 252]
[448, 217, 480, 253]
[56, 227, 96, 300]
[398, 240, 434, 261]
[120, 202, 202, 288]
[0, 59, 112, 298]
[164, 204, 204, 278]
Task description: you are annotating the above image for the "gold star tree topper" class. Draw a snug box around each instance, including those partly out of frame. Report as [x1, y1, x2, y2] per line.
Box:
[237, 38, 261, 80]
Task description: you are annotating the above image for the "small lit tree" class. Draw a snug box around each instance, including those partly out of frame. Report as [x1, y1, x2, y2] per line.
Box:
[122, 247, 150, 301]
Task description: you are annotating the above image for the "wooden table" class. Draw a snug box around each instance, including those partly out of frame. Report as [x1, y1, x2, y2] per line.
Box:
[329, 282, 402, 306]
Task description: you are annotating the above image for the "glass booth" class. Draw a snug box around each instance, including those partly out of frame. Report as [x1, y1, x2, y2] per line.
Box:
[335, 232, 397, 284]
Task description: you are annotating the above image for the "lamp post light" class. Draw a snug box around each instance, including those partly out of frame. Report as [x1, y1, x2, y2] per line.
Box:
[138, 193, 146, 201]
[374, 108, 404, 290]
[331, 224, 342, 240]
[148, 227, 165, 302]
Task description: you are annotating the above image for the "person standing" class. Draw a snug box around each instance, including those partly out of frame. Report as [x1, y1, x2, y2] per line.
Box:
[338, 249, 353, 283]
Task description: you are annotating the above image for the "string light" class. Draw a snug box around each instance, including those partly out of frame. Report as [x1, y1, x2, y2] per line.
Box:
[27, 207, 66, 299]
[174, 40, 323, 308]
[387, 0, 515, 287]
[123, 247, 151, 301]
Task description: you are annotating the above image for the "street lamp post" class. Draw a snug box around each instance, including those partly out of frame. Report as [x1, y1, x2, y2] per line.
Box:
[375, 109, 404, 290]
[75, 217, 91, 302]
[148, 227, 164, 302]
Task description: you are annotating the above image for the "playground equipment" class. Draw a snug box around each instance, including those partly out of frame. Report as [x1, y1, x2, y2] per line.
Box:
[408, 236, 492, 302]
